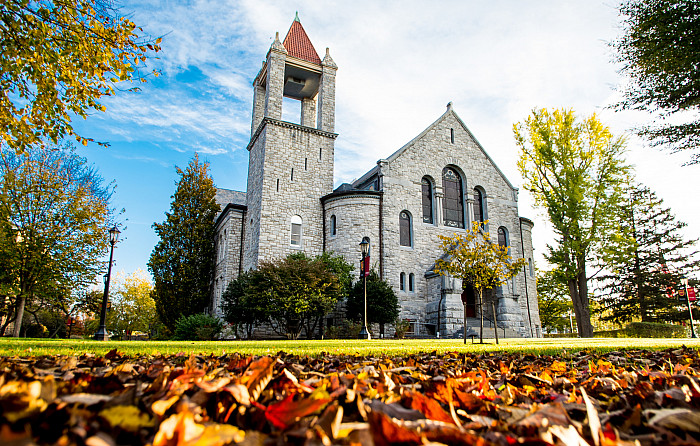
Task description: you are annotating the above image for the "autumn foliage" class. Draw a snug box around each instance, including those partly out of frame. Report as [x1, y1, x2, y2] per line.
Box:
[0, 347, 699, 445]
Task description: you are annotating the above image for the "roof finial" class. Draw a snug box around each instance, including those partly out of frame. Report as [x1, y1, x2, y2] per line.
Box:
[295, 11, 300, 22]
[447, 101, 453, 110]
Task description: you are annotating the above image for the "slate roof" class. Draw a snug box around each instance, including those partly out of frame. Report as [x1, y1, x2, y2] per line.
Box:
[215, 188, 246, 209]
[283, 16, 321, 65]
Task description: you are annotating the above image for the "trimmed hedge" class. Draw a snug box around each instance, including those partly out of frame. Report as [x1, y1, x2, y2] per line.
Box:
[545, 322, 688, 338]
[595, 322, 686, 338]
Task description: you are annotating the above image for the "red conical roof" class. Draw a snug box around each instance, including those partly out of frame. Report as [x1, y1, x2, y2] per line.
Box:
[283, 16, 321, 65]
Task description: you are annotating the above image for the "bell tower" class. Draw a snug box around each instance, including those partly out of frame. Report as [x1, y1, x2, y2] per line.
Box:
[244, 14, 338, 270]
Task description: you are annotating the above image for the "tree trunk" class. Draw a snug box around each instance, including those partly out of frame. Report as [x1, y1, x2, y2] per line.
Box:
[568, 257, 594, 338]
[492, 300, 499, 345]
[478, 288, 484, 344]
[12, 292, 28, 337]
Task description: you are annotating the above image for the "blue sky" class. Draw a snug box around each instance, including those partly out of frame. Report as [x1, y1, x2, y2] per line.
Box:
[73, 0, 700, 279]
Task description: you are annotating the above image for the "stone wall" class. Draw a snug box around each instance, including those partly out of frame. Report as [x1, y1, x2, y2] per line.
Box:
[375, 107, 531, 337]
[323, 192, 381, 273]
[212, 208, 245, 317]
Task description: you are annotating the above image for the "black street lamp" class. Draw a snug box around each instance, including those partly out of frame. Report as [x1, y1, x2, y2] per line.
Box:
[95, 225, 120, 341]
[359, 237, 371, 340]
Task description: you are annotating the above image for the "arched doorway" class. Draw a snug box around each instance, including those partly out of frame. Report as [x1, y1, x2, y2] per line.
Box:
[461, 283, 476, 318]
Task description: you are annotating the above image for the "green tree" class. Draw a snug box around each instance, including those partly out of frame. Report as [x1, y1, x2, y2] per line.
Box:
[537, 269, 573, 334]
[315, 251, 355, 299]
[435, 221, 527, 343]
[0, 143, 113, 336]
[247, 253, 341, 340]
[346, 270, 400, 338]
[0, 0, 161, 153]
[514, 108, 630, 337]
[597, 184, 700, 325]
[613, 0, 700, 163]
[106, 270, 157, 339]
[221, 271, 267, 339]
[148, 154, 219, 332]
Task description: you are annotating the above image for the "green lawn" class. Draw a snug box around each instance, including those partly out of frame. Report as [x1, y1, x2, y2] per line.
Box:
[1, 336, 699, 357]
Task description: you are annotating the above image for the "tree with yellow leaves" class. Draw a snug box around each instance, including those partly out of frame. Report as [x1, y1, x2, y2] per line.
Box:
[514, 108, 630, 337]
[106, 270, 158, 339]
[435, 221, 527, 343]
[0, 0, 161, 152]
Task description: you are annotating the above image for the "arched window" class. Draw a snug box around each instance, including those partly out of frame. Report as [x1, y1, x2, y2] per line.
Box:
[330, 215, 337, 236]
[498, 227, 507, 249]
[497, 226, 514, 295]
[399, 211, 412, 247]
[442, 167, 464, 228]
[290, 215, 302, 246]
[473, 188, 485, 226]
[400, 272, 406, 291]
[421, 177, 434, 224]
[409, 273, 415, 292]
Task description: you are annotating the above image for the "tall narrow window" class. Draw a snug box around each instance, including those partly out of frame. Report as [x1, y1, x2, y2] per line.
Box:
[409, 273, 415, 292]
[450, 128, 454, 144]
[291, 168, 294, 182]
[442, 167, 464, 228]
[290, 215, 302, 246]
[399, 211, 412, 247]
[421, 177, 434, 224]
[529, 258, 534, 277]
[276, 178, 279, 191]
[319, 148, 322, 161]
[330, 215, 337, 236]
[498, 227, 507, 248]
[305, 158, 308, 170]
[400, 272, 406, 291]
[473, 188, 485, 225]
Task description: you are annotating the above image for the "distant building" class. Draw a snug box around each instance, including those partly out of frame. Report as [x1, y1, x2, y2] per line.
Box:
[211, 16, 541, 338]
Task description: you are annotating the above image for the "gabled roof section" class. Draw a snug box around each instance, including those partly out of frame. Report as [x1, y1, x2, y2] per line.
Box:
[283, 14, 322, 65]
[215, 188, 246, 208]
[382, 104, 516, 191]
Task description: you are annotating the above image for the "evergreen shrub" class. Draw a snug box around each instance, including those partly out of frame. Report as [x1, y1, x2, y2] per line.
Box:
[173, 314, 223, 341]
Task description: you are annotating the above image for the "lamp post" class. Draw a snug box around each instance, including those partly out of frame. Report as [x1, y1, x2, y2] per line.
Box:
[95, 225, 120, 341]
[681, 278, 698, 338]
[359, 237, 371, 340]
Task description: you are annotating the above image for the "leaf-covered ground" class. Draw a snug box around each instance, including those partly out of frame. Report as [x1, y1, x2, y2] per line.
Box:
[0, 347, 699, 445]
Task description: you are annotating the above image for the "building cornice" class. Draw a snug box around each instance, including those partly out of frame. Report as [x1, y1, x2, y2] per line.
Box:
[320, 189, 382, 204]
[247, 117, 338, 151]
[215, 203, 247, 228]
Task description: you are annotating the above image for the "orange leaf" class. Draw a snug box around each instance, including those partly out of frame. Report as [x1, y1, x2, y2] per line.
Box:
[401, 390, 455, 425]
[265, 390, 332, 430]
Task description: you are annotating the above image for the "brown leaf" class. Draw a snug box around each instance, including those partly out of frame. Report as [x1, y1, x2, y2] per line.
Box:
[645, 408, 700, 433]
[368, 411, 422, 446]
[581, 387, 601, 446]
[238, 356, 276, 402]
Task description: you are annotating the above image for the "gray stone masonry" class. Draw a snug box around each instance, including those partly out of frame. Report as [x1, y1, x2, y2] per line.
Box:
[323, 192, 381, 274]
[213, 208, 244, 317]
[245, 120, 336, 269]
[264, 35, 286, 121]
[373, 108, 535, 337]
[317, 49, 337, 132]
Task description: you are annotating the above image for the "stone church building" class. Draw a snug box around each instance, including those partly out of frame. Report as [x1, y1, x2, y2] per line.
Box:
[211, 17, 541, 338]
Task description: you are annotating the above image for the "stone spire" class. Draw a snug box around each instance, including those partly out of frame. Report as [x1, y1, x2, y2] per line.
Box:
[271, 31, 287, 53]
[322, 47, 337, 69]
